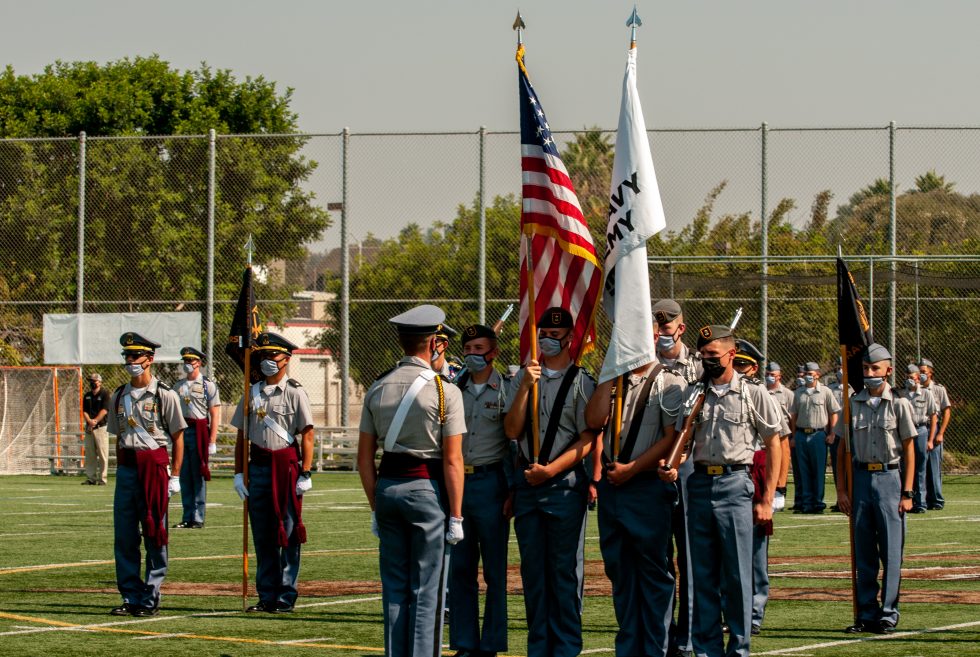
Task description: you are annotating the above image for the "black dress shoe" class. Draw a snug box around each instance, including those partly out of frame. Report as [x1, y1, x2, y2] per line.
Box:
[246, 601, 273, 613]
[81, 480, 95, 486]
[845, 621, 869, 633]
[751, 624, 761, 635]
[173, 521, 193, 528]
[273, 601, 294, 613]
[909, 507, 926, 514]
[873, 620, 896, 634]
[97, 481, 107, 486]
[109, 603, 135, 616]
[132, 605, 159, 617]
[190, 521, 204, 529]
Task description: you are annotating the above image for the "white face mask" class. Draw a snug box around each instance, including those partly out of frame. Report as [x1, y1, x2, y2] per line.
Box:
[182, 362, 196, 374]
[124, 363, 145, 377]
[260, 359, 280, 377]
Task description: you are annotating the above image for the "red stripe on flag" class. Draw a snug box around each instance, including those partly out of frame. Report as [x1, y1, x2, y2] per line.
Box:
[522, 156, 575, 191]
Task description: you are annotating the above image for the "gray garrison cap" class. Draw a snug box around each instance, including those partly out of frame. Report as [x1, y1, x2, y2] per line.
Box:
[652, 299, 682, 325]
[389, 304, 447, 336]
[805, 361, 820, 372]
[766, 361, 782, 373]
[919, 358, 934, 369]
[863, 342, 892, 363]
[906, 363, 920, 374]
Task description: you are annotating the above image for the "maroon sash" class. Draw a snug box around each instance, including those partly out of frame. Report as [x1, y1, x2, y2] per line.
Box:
[251, 444, 307, 547]
[752, 449, 773, 537]
[186, 417, 212, 481]
[120, 447, 171, 548]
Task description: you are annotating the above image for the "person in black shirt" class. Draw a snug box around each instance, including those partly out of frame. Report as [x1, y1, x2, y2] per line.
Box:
[82, 373, 111, 485]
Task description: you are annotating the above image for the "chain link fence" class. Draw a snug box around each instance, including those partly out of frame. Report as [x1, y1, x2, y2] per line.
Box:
[1, 126, 979, 470]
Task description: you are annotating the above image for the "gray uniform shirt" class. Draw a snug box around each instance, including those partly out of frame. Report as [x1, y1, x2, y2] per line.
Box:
[603, 367, 682, 462]
[359, 357, 466, 459]
[895, 386, 938, 427]
[458, 369, 510, 466]
[767, 384, 794, 434]
[231, 378, 314, 451]
[176, 375, 221, 420]
[108, 378, 187, 450]
[924, 382, 951, 412]
[849, 385, 917, 464]
[790, 383, 841, 429]
[657, 342, 704, 385]
[504, 365, 595, 463]
[680, 372, 782, 465]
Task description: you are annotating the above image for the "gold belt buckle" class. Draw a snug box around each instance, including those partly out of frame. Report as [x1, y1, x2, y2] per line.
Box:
[707, 465, 723, 475]
[463, 465, 475, 475]
[867, 462, 883, 472]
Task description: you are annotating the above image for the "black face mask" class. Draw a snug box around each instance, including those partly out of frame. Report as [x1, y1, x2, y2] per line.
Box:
[702, 355, 727, 378]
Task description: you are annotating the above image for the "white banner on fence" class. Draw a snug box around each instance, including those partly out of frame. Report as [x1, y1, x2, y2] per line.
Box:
[43, 312, 202, 364]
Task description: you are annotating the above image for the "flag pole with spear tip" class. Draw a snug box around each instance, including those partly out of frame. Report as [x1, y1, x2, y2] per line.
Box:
[241, 235, 255, 611]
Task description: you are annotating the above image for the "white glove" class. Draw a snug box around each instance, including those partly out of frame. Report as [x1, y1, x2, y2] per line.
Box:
[208, 442, 217, 456]
[295, 474, 312, 497]
[446, 516, 464, 545]
[234, 472, 249, 500]
[371, 511, 380, 539]
[168, 476, 180, 498]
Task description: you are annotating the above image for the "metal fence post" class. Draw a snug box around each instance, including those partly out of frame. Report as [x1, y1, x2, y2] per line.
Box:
[341, 127, 351, 427]
[888, 121, 897, 380]
[206, 129, 216, 374]
[478, 126, 487, 324]
[760, 122, 769, 357]
[77, 132, 86, 316]
[868, 255, 875, 330]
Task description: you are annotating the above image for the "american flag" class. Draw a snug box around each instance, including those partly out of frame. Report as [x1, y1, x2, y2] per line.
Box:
[517, 45, 602, 365]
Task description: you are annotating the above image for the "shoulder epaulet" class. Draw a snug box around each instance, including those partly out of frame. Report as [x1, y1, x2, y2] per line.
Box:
[578, 367, 596, 383]
[157, 381, 173, 391]
[287, 378, 302, 388]
[373, 366, 397, 383]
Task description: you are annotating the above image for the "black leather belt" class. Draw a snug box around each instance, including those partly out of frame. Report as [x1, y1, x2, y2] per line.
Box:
[798, 427, 819, 434]
[855, 462, 900, 472]
[464, 461, 504, 475]
[694, 463, 750, 476]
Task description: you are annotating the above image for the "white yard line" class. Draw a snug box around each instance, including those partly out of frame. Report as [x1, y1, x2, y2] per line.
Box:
[133, 632, 189, 640]
[277, 636, 336, 644]
[753, 619, 980, 655]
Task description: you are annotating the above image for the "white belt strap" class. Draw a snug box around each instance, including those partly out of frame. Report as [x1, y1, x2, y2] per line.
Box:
[123, 393, 158, 450]
[384, 370, 436, 452]
[251, 382, 294, 446]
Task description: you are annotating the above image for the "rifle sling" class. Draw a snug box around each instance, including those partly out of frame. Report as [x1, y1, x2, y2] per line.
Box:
[525, 365, 580, 465]
[617, 364, 664, 463]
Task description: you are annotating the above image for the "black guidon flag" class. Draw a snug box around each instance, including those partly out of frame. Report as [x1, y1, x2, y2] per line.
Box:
[226, 267, 261, 373]
[836, 257, 873, 390]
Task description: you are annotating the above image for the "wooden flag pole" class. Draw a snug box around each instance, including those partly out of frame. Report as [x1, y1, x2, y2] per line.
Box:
[242, 344, 251, 611]
[524, 233, 541, 463]
[840, 344, 858, 624]
[612, 375, 624, 460]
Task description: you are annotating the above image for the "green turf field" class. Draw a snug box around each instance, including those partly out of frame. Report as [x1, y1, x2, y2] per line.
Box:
[1, 472, 979, 656]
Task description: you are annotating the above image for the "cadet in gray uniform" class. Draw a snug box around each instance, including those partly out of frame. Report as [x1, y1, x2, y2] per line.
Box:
[919, 359, 951, 510]
[667, 325, 782, 657]
[652, 299, 701, 657]
[789, 362, 840, 514]
[432, 323, 462, 381]
[107, 332, 186, 617]
[450, 324, 512, 657]
[586, 319, 682, 657]
[232, 332, 315, 613]
[837, 343, 916, 634]
[358, 305, 466, 657]
[765, 362, 794, 512]
[503, 306, 597, 657]
[175, 346, 221, 528]
[895, 364, 937, 513]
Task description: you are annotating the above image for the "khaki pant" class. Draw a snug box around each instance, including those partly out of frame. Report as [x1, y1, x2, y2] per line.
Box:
[84, 426, 109, 484]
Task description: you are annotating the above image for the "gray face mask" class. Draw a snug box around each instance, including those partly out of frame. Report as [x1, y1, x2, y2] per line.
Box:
[919, 373, 928, 384]
[765, 375, 776, 386]
[864, 376, 885, 390]
[182, 362, 195, 374]
[463, 353, 490, 373]
[804, 374, 815, 385]
[538, 337, 562, 358]
[796, 377, 805, 387]
[260, 359, 280, 377]
[124, 363, 145, 377]
[656, 334, 676, 353]
[905, 378, 917, 390]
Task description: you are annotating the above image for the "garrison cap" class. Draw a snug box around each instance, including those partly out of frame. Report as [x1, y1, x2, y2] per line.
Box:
[906, 363, 921, 374]
[120, 332, 160, 353]
[805, 361, 820, 372]
[180, 346, 206, 361]
[652, 299, 682, 325]
[87, 372, 102, 382]
[461, 323, 496, 346]
[696, 324, 733, 349]
[766, 361, 782, 373]
[538, 306, 573, 329]
[734, 339, 765, 365]
[797, 364, 806, 374]
[919, 358, 934, 369]
[435, 323, 458, 341]
[863, 342, 892, 363]
[389, 304, 447, 336]
[254, 332, 298, 354]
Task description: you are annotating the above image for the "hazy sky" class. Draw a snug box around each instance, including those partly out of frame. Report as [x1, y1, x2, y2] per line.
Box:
[5, 1, 979, 249]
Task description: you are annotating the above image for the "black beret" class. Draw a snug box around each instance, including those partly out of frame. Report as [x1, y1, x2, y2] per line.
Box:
[255, 332, 298, 354]
[696, 324, 732, 349]
[120, 332, 160, 353]
[652, 299, 682, 325]
[180, 346, 206, 361]
[461, 324, 496, 346]
[734, 339, 764, 365]
[538, 307, 573, 329]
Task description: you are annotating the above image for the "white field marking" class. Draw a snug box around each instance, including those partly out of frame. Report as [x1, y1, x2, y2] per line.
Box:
[777, 522, 849, 530]
[753, 619, 980, 655]
[277, 637, 336, 644]
[0, 509, 110, 516]
[4, 496, 64, 500]
[133, 633, 188, 640]
[0, 531, 77, 539]
[580, 649, 615, 654]
[0, 595, 381, 637]
[20, 503, 79, 507]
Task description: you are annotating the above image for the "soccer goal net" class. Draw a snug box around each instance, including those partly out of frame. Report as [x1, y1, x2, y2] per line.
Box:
[0, 366, 83, 475]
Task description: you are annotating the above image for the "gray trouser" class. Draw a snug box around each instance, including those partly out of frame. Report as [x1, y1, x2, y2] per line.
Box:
[598, 475, 676, 657]
[751, 524, 769, 628]
[450, 468, 510, 653]
[514, 466, 588, 657]
[910, 425, 929, 510]
[926, 442, 944, 508]
[796, 430, 828, 512]
[852, 466, 904, 627]
[85, 426, 109, 484]
[687, 470, 754, 657]
[179, 425, 207, 524]
[114, 464, 167, 608]
[248, 463, 302, 607]
[376, 476, 447, 657]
